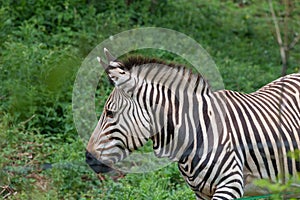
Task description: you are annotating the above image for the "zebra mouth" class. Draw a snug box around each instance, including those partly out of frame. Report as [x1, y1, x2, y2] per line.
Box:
[86, 150, 113, 173]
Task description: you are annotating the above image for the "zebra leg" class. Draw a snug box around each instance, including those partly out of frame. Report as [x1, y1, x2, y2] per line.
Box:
[212, 171, 244, 200]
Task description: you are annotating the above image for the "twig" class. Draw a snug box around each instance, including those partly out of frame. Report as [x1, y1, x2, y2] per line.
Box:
[288, 34, 300, 50]
[20, 114, 36, 125]
[0, 185, 17, 199]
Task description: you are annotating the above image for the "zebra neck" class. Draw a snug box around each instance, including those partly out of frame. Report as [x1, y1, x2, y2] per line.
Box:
[133, 64, 221, 162]
[150, 91, 224, 162]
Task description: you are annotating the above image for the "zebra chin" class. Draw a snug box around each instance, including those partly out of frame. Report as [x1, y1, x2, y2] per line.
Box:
[86, 150, 113, 174]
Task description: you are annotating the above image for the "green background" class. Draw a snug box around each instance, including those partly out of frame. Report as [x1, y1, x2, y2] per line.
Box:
[0, 0, 299, 199]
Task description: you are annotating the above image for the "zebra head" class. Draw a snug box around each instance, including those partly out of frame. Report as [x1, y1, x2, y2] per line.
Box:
[86, 49, 153, 174]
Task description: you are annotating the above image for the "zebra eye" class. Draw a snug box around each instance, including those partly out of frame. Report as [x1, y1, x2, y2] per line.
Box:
[106, 110, 114, 118]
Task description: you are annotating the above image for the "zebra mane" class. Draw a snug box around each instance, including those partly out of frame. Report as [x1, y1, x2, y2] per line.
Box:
[121, 55, 210, 90]
[122, 55, 179, 70]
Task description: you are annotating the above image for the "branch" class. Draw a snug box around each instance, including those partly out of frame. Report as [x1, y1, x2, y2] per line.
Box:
[283, 0, 289, 51]
[268, 0, 288, 76]
[288, 34, 300, 50]
[268, 0, 283, 47]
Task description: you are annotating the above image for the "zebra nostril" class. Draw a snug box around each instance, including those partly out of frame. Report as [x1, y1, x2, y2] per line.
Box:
[85, 150, 113, 173]
[86, 151, 95, 163]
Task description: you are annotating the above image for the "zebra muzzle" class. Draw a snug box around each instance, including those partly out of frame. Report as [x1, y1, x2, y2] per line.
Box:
[85, 150, 113, 173]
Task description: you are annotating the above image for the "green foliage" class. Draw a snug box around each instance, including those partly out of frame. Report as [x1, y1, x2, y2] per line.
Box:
[254, 178, 300, 200]
[0, 0, 299, 199]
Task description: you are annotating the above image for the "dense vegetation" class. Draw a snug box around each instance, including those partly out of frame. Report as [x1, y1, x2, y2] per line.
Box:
[0, 0, 299, 199]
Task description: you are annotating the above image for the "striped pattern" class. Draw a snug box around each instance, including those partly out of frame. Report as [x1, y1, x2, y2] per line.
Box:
[86, 56, 300, 199]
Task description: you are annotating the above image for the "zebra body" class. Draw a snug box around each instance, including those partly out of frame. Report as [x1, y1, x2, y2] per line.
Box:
[179, 75, 300, 199]
[86, 49, 300, 199]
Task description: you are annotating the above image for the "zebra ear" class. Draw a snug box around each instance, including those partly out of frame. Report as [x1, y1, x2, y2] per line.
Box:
[97, 48, 130, 87]
[97, 48, 118, 72]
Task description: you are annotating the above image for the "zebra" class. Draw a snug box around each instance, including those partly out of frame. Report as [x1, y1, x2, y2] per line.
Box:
[86, 48, 300, 199]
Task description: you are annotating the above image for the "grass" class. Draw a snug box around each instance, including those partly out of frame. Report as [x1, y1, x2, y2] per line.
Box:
[0, 0, 299, 199]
